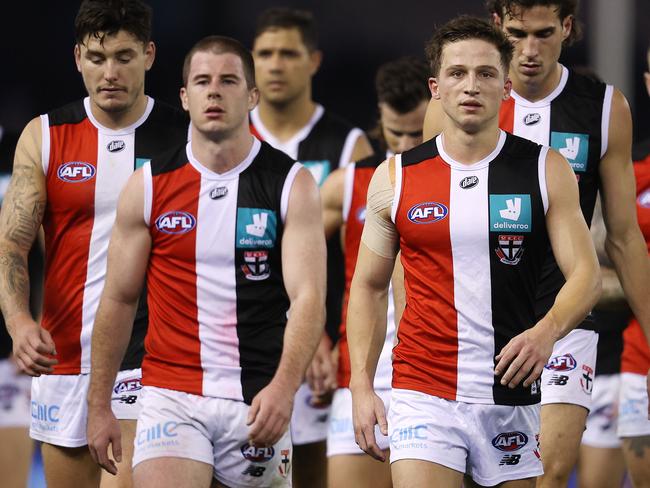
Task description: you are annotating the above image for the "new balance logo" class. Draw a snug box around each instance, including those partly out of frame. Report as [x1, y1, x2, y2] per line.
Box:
[499, 454, 521, 466]
[246, 213, 268, 237]
[242, 465, 266, 477]
[499, 197, 522, 221]
[547, 375, 569, 386]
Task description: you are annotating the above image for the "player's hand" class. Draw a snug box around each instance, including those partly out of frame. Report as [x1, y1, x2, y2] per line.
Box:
[247, 378, 294, 447]
[87, 405, 122, 475]
[494, 323, 555, 389]
[350, 382, 388, 462]
[306, 334, 337, 398]
[9, 314, 57, 376]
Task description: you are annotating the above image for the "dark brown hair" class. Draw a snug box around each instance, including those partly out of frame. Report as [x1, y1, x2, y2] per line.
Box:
[75, 0, 152, 46]
[376, 57, 430, 114]
[255, 7, 318, 51]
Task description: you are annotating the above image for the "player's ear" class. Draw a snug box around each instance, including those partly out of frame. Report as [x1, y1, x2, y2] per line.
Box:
[74, 44, 82, 73]
[429, 77, 441, 100]
[561, 15, 573, 42]
[309, 49, 322, 76]
[503, 77, 512, 100]
[180, 86, 189, 112]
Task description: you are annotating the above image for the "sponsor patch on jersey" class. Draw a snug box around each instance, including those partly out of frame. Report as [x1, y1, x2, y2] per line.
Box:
[523, 113, 541, 125]
[492, 432, 528, 452]
[236, 208, 277, 248]
[545, 353, 577, 371]
[155, 211, 196, 234]
[241, 250, 270, 281]
[459, 175, 479, 189]
[495, 234, 524, 265]
[210, 186, 228, 200]
[240, 443, 275, 462]
[107, 140, 125, 153]
[407, 202, 448, 224]
[301, 160, 331, 187]
[135, 158, 150, 169]
[550, 132, 589, 173]
[390, 424, 428, 449]
[113, 377, 142, 395]
[489, 195, 532, 233]
[638, 187, 650, 208]
[57, 162, 96, 183]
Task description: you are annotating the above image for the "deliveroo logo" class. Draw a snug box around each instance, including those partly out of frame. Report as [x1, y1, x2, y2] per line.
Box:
[489, 195, 532, 233]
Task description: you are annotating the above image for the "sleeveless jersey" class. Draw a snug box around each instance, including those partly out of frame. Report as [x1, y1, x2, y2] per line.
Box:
[393, 131, 549, 406]
[41, 97, 188, 374]
[621, 140, 650, 375]
[499, 66, 612, 326]
[338, 152, 395, 390]
[250, 105, 364, 342]
[142, 139, 301, 404]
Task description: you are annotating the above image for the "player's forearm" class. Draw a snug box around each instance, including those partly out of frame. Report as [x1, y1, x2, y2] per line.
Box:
[0, 243, 33, 331]
[87, 296, 137, 409]
[594, 266, 628, 310]
[606, 233, 650, 342]
[273, 289, 326, 392]
[347, 283, 388, 391]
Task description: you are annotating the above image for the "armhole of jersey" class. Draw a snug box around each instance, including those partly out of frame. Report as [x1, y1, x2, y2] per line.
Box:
[142, 161, 153, 227]
[342, 162, 356, 223]
[338, 128, 364, 168]
[600, 84, 614, 158]
[281, 162, 303, 224]
[391, 154, 403, 224]
[40, 114, 50, 176]
[538, 146, 550, 215]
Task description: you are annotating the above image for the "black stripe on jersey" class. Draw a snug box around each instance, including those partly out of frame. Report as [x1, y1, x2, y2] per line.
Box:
[47, 99, 87, 126]
[401, 138, 439, 167]
[122, 105, 188, 371]
[235, 142, 293, 404]
[633, 138, 650, 162]
[355, 152, 385, 170]
[488, 134, 548, 405]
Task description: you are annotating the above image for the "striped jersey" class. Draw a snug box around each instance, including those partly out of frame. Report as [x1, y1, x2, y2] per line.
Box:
[338, 152, 395, 390]
[41, 97, 188, 374]
[621, 140, 650, 375]
[392, 131, 549, 405]
[141, 138, 301, 404]
[499, 66, 612, 326]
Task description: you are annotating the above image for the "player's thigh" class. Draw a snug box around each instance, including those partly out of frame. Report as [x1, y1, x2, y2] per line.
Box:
[540, 403, 588, 467]
[41, 442, 101, 488]
[622, 436, 650, 488]
[0, 427, 33, 488]
[327, 452, 391, 488]
[100, 419, 137, 488]
[392, 459, 462, 488]
[578, 445, 625, 488]
[133, 457, 213, 488]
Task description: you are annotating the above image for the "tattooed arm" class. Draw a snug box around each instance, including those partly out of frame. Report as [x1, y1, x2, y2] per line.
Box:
[0, 117, 56, 376]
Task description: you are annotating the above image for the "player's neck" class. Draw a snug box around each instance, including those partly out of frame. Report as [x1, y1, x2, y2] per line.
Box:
[510, 62, 563, 102]
[257, 92, 317, 143]
[190, 124, 255, 175]
[89, 92, 149, 130]
[440, 122, 502, 165]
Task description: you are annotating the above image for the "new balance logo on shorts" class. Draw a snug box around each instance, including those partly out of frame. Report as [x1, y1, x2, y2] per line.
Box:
[499, 454, 521, 466]
[547, 375, 569, 386]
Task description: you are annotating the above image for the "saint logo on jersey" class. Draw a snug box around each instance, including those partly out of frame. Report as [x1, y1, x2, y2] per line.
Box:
[581, 364, 594, 394]
[492, 432, 528, 452]
[155, 211, 196, 234]
[242, 250, 270, 281]
[489, 195, 532, 232]
[459, 176, 479, 189]
[407, 202, 448, 224]
[495, 235, 524, 265]
[236, 208, 277, 248]
[523, 113, 541, 125]
[301, 160, 331, 187]
[638, 188, 650, 208]
[545, 353, 577, 371]
[551, 132, 589, 172]
[57, 162, 96, 183]
[107, 140, 125, 153]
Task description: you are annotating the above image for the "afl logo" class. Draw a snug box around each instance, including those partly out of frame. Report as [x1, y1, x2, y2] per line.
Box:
[57, 162, 96, 183]
[107, 140, 125, 153]
[155, 211, 196, 234]
[240, 443, 275, 462]
[407, 202, 448, 224]
[524, 113, 541, 125]
[492, 431, 528, 451]
[638, 188, 650, 208]
[459, 176, 479, 189]
[545, 353, 577, 371]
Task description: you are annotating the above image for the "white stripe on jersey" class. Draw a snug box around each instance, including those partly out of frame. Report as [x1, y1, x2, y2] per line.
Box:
[600, 85, 614, 158]
[40, 115, 50, 175]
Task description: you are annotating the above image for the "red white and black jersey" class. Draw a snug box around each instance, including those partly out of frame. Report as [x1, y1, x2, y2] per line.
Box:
[41, 97, 188, 374]
[500, 66, 612, 327]
[142, 138, 301, 404]
[392, 131, 549, 406]
[621, 140, 650, 375]
[338, 152, 394, 390]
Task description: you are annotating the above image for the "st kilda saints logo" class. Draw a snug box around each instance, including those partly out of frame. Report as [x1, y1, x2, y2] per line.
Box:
[241, 250, 270, 281]
[495, 234, 524, 265]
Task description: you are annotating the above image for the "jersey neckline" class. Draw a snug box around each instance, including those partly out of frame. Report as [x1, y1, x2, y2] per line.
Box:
[436, 130, 507, 171]
[509, 65, 569, 108]
[186, 137, 261, 180]
[83, 96, 154, 135]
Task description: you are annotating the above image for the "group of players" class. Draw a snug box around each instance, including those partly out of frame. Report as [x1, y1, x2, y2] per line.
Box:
[0, 0, 649, 487]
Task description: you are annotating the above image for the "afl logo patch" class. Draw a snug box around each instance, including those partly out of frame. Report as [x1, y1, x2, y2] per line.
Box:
[492, 432, 528, 452]
[407, 202, 448, 224]
[638, 188, 650, 208]
[210, 186, 228, 200]
[57, 162, 96, 183]
[459, 176, 479, 189]
[155, 211, 196, 234]
[107, 140, 125, 153]
[524, 113, 541, 125]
